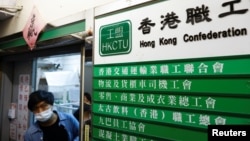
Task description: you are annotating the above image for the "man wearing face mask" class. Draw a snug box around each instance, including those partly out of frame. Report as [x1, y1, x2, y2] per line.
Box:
[73, 92, 92, 139]
[73, 92, 91, 122]
[24, 90, 79, 141]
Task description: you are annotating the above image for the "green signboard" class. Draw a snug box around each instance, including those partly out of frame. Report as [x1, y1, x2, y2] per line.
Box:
[99, 20, 132, 56]
[94, 58, 250, 76]
[93, 127, 158, 141]
[93, 78, 250, 95]
[93, 103, 250, 129]
[93, 91, 250, 115]
[93, 56, 250, 141]
[93, 115, 207, 141]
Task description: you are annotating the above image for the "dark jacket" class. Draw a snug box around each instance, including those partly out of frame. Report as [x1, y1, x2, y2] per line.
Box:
[24, 111, 79, 141]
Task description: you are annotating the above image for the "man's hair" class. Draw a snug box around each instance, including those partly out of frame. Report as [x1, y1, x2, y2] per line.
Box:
[28, 90, 54, 111]
[84, 92, 91, 103]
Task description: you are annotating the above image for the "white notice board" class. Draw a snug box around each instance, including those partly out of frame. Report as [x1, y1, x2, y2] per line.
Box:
[94, 0, 250, 65]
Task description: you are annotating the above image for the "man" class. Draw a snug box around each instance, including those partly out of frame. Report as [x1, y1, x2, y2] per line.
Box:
[83, 92, 91, 105]
[73, 92, 92, 138]
[73, 92, 91, 122]
[24, 90, 79, 141]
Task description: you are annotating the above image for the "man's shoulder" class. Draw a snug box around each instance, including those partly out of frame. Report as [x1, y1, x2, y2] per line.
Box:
[25, 122, 41, 134]
[56, 111, 75, 120]
[56, 111, 72, 116]
[55, 111, 79, 129]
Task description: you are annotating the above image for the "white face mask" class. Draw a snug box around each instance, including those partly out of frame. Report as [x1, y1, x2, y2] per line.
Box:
[35, 108, 53, 122]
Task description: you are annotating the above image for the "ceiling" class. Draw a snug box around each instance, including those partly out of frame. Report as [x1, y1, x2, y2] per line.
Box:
[0, 4, 91, 57]
[0, 34, 85, 56]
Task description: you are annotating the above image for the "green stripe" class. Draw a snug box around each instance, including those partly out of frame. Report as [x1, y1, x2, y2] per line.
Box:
[94, 58, 250, 77]
[0, 20, 85, 49]
[93, 104, 250, 129]
[93, 91, 250, 115]
[93, 127, 158, 141]
[93, 78, 250, 94]
[93, 115, 207, 141]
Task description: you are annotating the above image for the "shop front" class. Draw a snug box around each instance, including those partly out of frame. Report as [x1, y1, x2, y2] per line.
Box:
[0, 19, 92, 141]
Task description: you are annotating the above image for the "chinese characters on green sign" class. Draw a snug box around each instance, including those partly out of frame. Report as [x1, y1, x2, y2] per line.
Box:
[93, 57, 250, 140]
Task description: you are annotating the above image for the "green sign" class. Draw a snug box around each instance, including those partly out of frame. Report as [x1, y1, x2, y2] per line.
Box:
[93, 56, 250, 141]
[94, 58, 250, 76]
[93, 78, 250, 95]
[93, 127, 157, 141]
[93, 104, 250, 129]
[93, 115, 207, 141]
[93, 91, 250, 115]
[99, 20, 132, 56]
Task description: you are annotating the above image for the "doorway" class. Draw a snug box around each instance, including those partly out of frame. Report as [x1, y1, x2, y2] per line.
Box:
[35, 53, 81, 114]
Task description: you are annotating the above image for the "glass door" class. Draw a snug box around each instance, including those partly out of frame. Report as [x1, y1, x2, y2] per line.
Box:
[35, 53, 81, 114]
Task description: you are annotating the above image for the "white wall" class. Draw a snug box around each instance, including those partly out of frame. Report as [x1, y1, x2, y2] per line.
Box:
[0, 0, 116, 38]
